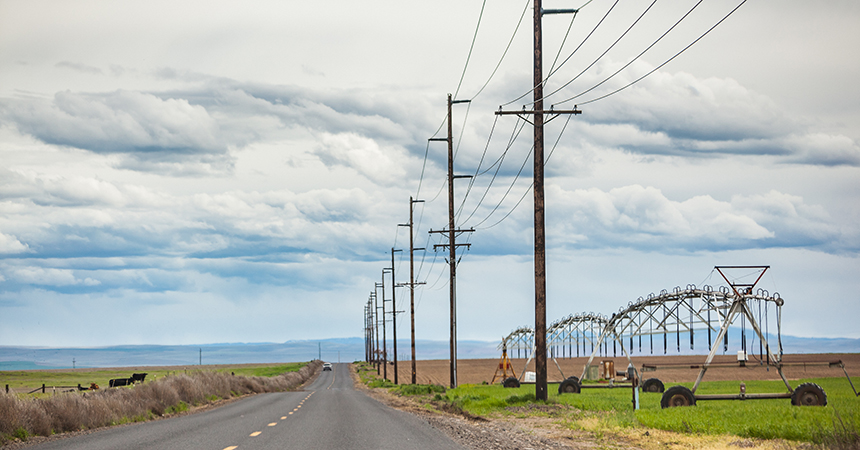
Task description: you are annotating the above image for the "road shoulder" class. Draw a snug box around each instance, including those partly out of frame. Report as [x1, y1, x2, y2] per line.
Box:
[349, 364, 578, 450]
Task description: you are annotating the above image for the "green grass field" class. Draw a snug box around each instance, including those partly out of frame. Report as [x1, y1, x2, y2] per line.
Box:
[0, 363, 307, 394]
[442, 377, 860, 444]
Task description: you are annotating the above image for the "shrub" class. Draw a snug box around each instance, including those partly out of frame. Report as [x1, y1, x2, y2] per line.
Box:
[395, 384, 446, 396]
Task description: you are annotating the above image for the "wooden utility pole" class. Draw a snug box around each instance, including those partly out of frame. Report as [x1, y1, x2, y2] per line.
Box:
[430, 94, 474, 388]
[390, 248, 402, 384]
[364, 302, 370, 362]
[495, 2, 581, 401]
[398, 198, 426, 384]
[373, 284, 383, 375]
[381, 271, 390, 381]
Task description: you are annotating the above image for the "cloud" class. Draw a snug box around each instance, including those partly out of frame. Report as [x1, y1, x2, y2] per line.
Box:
[313, 132, 408, 184]
[564, 61, 860, 166]
[0, 169, 172, 208]
[0, 232, 29, 254]
[55, 61, 103, 75]
[0, 78, 441, 177]
[0, 90, 236, 174]
[544, 185, 842, 252]
[7, 266, 100, 287]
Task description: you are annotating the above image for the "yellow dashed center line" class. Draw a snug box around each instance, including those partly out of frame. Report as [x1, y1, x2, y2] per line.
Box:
[281, 416, 287, 420]
[250, 431, 262, 437]
[223, 447, 238, 450]
[289, 411, 294, 415]
[268, 422, 277, 427]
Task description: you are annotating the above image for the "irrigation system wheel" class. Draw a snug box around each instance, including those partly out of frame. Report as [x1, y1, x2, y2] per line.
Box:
[791, 383, 827, 406]
[661, 385, 696, 408]
[641, 378, 665, 393]
[558, 378, 581, 394]
[503, 377, 521, 388]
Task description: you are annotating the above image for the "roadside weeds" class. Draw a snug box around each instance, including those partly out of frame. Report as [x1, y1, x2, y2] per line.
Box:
[0, 361, 321, 448]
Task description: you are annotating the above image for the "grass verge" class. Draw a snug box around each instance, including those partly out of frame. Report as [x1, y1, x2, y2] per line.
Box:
[440, 377, 860, 447]
[0, 361, 320, 445]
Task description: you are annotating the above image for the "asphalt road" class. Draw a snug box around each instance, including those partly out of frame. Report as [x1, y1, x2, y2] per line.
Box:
[27, 363, 464, 450]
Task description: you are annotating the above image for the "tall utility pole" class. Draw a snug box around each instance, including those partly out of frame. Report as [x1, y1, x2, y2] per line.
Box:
[373, 286, 382, 375]
[368, 295, 376, 364]
[381, 270, 391, 381]
[364, 302, 369, 362]
[430, 94, 474, 388]
[495, 2, 581, 401]
[390, 248, 402, 384]
[366, 300, 374, 363]
[398, 197, 425, 384]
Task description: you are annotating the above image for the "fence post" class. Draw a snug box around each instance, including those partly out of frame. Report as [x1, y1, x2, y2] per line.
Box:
[42, 384, 46, 393]
[5, 384, 8, 393]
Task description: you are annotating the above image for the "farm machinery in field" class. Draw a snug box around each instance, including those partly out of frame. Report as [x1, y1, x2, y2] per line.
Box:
[498, 266, 859, 408]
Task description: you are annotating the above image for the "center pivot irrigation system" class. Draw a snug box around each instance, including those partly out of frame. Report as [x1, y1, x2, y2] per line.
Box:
[496, 266, 859, 408]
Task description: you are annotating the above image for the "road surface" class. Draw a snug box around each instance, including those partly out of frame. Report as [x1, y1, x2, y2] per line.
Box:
[27, 363, 464, 450]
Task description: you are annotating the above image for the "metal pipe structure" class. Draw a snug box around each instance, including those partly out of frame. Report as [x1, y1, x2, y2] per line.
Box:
[500, 284, 786, 386]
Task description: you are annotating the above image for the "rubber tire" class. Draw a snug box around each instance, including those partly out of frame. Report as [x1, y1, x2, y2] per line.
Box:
[558, 378, 581, 394]
[660, 385, 696, 408]
[641, 378, 665, 393]
[791, 383, 827, 406]
[503, 377, 521, 388]
[566, 376, 580, 384]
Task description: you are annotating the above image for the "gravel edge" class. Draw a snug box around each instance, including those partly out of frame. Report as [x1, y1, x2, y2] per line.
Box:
[350, 365, 581, 450]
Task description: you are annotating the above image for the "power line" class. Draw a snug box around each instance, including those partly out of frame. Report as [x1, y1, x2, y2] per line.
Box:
[477, 112, 575, 230]
[540, 0, 658, 103]
[461, 116, 529, 224]
[466, 0, 531, 100]
[454, 0, 489, 100]
[469, 142, 534, 228]
[456, 114, 500, 220]
[550, 0, 705, 105]
[556, 0, 749, 107]
[502, 0, 613, 108]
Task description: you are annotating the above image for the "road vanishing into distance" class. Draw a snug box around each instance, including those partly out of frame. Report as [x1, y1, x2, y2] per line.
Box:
[28, 363, 464, 450]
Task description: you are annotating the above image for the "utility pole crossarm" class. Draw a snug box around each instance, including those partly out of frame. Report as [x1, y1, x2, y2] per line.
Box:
[496, 108, 582, 126]
[433, 243, 471, 250]
[495, 109, 582, 115]
[429, 228, 476, 234]
[542, 8, 578, 15]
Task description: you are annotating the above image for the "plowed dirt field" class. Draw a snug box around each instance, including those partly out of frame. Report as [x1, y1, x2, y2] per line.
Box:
[381, 353, 860, 385]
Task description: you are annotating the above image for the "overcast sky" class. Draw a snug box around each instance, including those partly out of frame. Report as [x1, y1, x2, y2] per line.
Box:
[1, 0, 858, 349]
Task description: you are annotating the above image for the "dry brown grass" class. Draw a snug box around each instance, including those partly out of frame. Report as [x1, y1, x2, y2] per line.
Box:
[0, 361, 320, 444]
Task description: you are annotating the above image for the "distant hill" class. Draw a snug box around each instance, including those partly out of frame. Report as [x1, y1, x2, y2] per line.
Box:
[1, 331, 856, 370]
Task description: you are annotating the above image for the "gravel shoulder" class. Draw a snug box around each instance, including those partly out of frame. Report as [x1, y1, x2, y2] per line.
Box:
[350, 365, 584, 450]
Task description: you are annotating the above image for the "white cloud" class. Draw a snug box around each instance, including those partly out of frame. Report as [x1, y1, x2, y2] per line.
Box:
[0, 90, 236, 174]
[546, 185, 840, 252]
[0, 232, 29, 254]
[566, 60, 860, 166]
[8, 266, 100, 286]
[314, 132, 408, 184]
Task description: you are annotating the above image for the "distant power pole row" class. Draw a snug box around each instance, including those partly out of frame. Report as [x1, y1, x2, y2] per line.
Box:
[363, 94, 476, 388]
